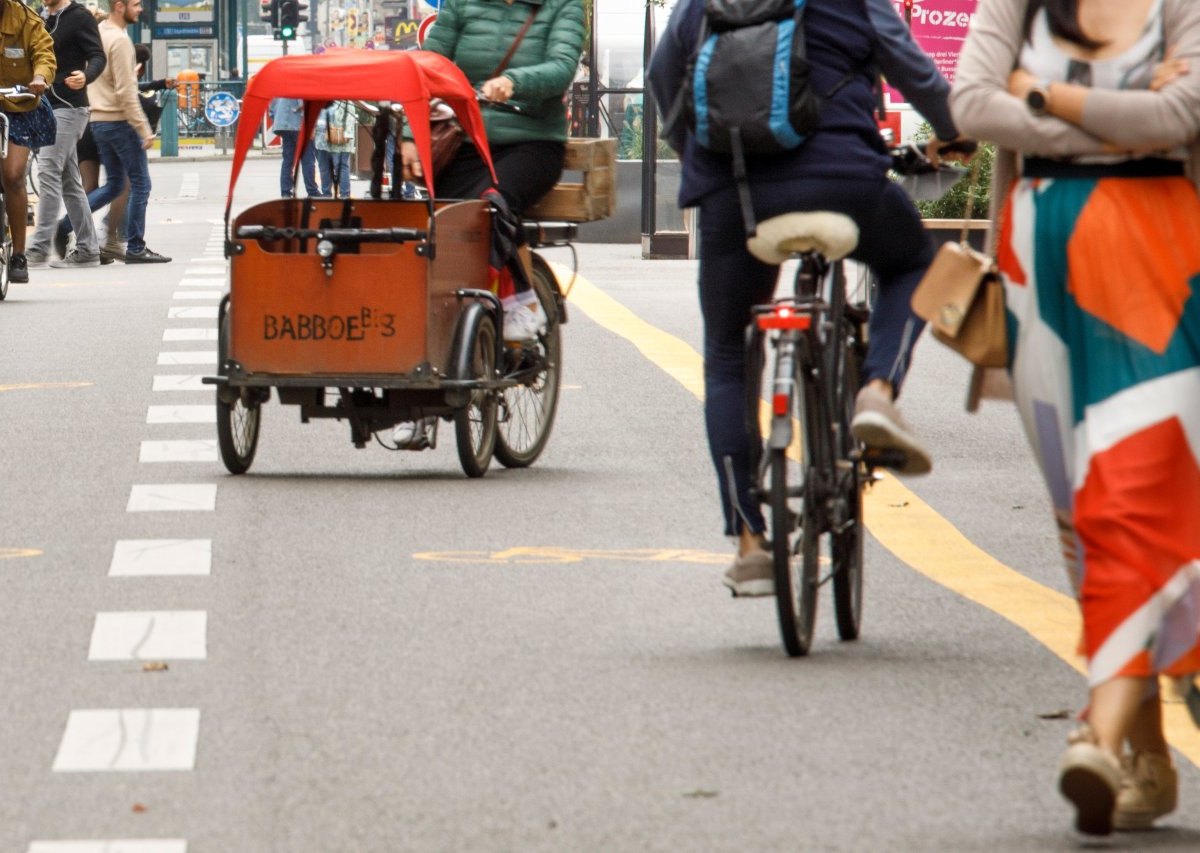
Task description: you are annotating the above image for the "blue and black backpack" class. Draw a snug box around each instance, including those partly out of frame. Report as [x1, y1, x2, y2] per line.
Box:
[671, 0, 827, 237]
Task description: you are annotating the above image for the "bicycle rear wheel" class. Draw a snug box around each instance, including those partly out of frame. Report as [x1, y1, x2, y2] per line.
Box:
[495, 257, 561, 467]
[770, 354, 821, 657]
[831, 334, 865, 640]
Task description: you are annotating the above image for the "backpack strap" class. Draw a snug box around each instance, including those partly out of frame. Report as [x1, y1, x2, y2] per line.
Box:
[730, 129, 758, 239]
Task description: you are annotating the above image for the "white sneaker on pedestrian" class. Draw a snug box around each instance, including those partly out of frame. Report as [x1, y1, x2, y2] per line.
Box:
[503, 301, 548, 344]
[50, 249, 101, 268]
[25, 248, 49, 268]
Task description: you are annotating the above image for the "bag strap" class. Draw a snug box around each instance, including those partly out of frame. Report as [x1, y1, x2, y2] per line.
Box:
[490, 5, 539, 79]
[960, 155, 981, 246]
[959, 150, 1006, 260]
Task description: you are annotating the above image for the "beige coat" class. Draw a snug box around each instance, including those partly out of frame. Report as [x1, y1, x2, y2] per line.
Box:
[949, 0, 1200, 252]
[88, 20, 150, 139]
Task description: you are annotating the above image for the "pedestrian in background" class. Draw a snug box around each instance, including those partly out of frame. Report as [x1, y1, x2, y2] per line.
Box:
[29, 0, 106, 269]
[269, 96, 319, 198]
[85, 0, 169, 263]
[952, 0, 1200, 837]
[315, 99, 357, 198]
[98, 42, 174, 259]
[0, 0, 56, 284]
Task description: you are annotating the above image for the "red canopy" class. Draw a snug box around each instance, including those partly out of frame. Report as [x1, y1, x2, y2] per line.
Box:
[228, 49, 496, 212]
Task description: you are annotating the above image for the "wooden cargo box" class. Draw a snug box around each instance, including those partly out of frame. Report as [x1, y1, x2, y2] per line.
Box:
[525, 138, 617, 222]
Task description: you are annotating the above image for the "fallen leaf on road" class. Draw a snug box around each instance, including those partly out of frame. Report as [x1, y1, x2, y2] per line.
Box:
[1037, 709, 1072, 720]
[132, 803, 148, 813]
[683, 790, 719, 799]
[142, 661, 169, 672]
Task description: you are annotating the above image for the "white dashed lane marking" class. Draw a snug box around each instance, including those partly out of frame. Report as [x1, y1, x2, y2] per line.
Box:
[139, 440, 218, 463]
[126, 485, 217, 513]
[156, 352, 216, 367]
[163, 328, 217, 342]
[177, 173, 199, 199]
[53, 709, 200, 771]
[109, 539, 212, 576]
[88, 611, 207, 661]
[28, 841, 188, 853]
[153, 375, 209, 392]
[168, 306, 218, 320]
[178, 277, 224, 286]
[171, 291, 221, 301]
[146, 405, 215, 424]
[184, 267, 224, 276]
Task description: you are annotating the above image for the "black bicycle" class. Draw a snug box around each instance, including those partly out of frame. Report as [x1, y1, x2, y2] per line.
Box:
[747, 141, 975, 657]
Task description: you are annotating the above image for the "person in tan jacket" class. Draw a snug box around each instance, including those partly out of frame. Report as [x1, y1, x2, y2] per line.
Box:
[951, 0, 1200, 837]
[84, 0, 168, 263]
[0, 0, 56, 283]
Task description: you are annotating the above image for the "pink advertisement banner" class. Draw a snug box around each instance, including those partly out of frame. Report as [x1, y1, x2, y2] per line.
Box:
[887, 0, 979, 103]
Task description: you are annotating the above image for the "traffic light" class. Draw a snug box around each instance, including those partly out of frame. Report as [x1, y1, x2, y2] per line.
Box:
[277, 0, 308, 41]
[259, 0, 278, 28]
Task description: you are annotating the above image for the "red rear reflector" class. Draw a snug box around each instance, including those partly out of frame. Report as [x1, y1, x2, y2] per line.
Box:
[773, 393, 790, 416]
[757, 314, 811, 331]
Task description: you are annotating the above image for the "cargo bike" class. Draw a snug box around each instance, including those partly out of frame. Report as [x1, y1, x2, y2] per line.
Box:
[207, 50, 582, 477]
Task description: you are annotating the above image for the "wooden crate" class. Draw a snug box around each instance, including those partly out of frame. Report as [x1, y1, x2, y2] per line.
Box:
[526, 138, 617, 222]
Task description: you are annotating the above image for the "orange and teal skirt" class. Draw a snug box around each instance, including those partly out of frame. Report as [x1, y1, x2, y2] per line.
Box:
[998, 172, 1200, 686]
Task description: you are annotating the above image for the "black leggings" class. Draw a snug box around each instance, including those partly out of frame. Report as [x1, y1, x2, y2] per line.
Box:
[436, 138, 564, 215]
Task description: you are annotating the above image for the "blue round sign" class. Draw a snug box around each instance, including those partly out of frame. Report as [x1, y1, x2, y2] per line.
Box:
[204, 91, 240, 128]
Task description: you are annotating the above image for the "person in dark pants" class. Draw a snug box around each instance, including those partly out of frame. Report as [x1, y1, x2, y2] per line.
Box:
[56, 41, 174, 260]
[85, 0, 169, 263]
[648, 0, 967, 595]
[269, 97, 319, 198]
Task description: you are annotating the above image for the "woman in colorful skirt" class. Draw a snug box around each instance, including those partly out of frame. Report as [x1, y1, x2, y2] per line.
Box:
[952, 0, 1200, 837]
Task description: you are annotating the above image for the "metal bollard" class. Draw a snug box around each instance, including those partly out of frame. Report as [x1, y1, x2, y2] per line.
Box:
[160, 94, 179, 157]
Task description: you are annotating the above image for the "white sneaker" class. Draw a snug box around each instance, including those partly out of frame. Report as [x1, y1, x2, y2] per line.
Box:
[392, 417, 435, 450]
[503, 301, 548, 344]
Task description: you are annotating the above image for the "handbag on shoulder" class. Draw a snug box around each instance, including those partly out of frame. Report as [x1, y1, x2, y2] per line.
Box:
[911, 241, 1007, 368]
[326, 104, 350, 147]
[910, 157, 1008, 369]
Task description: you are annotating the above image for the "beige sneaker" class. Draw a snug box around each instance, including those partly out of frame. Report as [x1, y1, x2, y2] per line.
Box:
[1059, 742, 1121, 836]
[722, 549, 774, 597]
[1115, 751, 1177, 830]
[850, 384, 932, 475]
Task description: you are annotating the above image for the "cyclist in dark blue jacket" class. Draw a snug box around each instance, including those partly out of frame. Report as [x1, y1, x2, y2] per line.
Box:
[648, 0, 964, 596]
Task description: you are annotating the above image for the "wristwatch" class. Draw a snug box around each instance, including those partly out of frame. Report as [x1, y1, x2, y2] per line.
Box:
[1026, 81, 1052, 116]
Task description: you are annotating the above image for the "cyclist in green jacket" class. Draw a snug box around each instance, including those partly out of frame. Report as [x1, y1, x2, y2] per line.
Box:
[400, 0, 584, 344]
[394, 0, 584, 450]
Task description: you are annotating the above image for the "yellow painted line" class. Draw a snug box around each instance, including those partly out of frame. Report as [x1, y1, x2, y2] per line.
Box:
[0, 381, 93, 393]
[555, 262, 1200, 766]
[0, 548, 42, 560]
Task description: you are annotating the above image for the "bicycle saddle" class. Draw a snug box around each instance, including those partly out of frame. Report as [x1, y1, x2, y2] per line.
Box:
[746, 212, 859, 266]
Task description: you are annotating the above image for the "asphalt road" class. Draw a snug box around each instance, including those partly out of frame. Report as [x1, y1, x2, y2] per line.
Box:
[2, 158, 1198, 852]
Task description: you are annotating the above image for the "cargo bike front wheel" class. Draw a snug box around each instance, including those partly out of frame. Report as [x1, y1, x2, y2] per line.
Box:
[215, 303, 263, 475]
